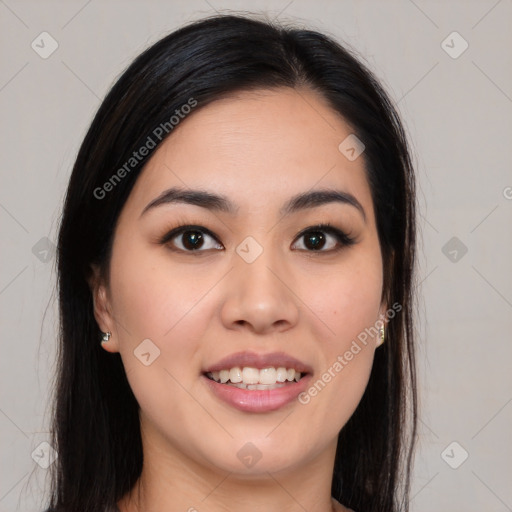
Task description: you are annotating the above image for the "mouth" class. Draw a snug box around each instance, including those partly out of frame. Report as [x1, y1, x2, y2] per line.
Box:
[204, 366, 306, 390]
[201, 366, 312, 413]
[202, 351, 313, 412]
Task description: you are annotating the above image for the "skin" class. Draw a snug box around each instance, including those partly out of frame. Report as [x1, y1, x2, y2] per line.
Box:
[89, 87, 387, 512]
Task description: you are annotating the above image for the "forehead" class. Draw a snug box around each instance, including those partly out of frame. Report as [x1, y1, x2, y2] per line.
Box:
[123, 87, 374, 222]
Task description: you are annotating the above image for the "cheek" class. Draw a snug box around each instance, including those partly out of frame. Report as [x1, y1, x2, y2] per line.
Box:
[108, 241, 218, 387]
[110, 239, 212, 338]
[306, 254, 383, 349]
[294, 256, 382, 426]
[108, 246, 218, 436]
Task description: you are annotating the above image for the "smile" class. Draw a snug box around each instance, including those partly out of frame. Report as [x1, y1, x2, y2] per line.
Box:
[202, 369, 311, 413]
[206, 366, 303, 389]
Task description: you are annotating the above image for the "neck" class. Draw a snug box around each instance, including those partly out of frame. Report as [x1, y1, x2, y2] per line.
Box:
[117, 421, 344, 512]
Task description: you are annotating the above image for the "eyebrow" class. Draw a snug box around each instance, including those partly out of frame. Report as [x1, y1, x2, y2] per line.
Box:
[140, 186, 366, 222]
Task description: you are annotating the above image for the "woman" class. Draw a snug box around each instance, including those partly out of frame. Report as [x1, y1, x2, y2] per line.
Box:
[46, 13, 417, 512]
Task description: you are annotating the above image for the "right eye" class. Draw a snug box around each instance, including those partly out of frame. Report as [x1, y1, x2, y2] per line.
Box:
[160, 225, 224, 253]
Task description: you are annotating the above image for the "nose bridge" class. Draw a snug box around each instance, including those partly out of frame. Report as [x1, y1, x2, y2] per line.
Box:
[233, 234, 283, 294]
[236, 233, 271, 267]
[220, 234, 299, 333]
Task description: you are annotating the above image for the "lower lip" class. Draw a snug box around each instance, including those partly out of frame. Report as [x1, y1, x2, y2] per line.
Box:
[201, 374, 312, 413]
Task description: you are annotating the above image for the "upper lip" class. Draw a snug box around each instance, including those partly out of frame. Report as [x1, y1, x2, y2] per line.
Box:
[203, 351, 313, 374]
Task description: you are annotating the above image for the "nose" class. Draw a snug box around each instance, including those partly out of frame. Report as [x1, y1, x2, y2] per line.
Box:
[220, 247, 300, 335]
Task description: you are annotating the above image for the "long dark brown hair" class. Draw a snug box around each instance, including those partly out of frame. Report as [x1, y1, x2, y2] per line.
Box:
[47, 13, 417, 512]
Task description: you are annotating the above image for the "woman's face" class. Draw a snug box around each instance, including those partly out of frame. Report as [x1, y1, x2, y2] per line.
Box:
[92, 87, 386, 477]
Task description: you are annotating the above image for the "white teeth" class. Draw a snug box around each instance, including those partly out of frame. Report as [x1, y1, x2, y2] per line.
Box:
[259, 367, 277, 385]
[229, 367, 242, 383]
[242, 367, 260, 384]
[276, 367, 287, 382]
[206, 366, 303, 386]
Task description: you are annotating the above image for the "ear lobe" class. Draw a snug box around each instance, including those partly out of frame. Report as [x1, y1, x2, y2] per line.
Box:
[88, 265, 120, 353]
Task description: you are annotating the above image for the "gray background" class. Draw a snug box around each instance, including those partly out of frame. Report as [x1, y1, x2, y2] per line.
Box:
[1, 1, 511, 511]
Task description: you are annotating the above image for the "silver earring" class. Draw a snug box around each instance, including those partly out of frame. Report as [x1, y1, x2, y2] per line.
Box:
[377, 325, 385, 347]
[101, 331, 111, 344]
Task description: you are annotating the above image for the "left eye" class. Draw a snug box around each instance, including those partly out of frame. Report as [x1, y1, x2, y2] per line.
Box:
[292, 229, 339, 251]
[291, 224, 355, 252]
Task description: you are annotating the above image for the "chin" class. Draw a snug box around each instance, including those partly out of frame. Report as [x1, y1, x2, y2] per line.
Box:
[197, 436, 311, 476]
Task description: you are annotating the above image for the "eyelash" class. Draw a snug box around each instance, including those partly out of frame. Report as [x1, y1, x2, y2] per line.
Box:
[158, 221, 356, 255]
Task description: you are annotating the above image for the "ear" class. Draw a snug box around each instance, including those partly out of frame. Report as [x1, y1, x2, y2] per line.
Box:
[88, 264, 120, 353]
